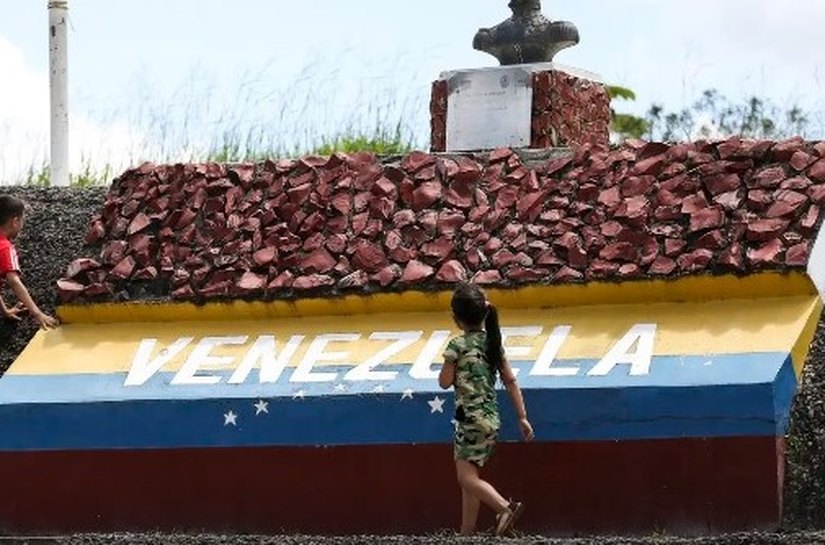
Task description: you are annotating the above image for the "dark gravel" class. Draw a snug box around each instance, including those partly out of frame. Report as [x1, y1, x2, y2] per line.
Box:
[1, 187, 825, 544]
[784, 315, 825, 528]
[3, 531, 825, 545]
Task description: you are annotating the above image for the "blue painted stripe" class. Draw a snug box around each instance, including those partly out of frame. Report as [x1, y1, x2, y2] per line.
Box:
[773, 354, 798, 433]
[0, 352, 791, 405]
[0, 356, 797, 451]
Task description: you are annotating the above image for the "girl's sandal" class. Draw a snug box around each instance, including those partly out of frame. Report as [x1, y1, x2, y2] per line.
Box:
[494, 500, 524, 536]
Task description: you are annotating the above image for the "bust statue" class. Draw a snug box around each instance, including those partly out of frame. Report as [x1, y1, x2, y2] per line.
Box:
[473, 0, 580, 65]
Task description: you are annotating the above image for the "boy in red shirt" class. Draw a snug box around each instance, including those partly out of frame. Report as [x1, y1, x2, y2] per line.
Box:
[0, 195, 59, 329]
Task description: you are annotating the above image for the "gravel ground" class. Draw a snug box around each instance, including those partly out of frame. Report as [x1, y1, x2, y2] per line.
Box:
[783, 315, 825, 528]
[1, 187, 824, 544]
[0, 187, 106, 374]
[3, 531, 825, 545]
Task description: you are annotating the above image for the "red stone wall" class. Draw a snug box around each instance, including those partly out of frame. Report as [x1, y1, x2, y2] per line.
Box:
[532, 71, 610, 149]
[57, 136, 825, 305]
[429, 69, 610, 152]
[429, 80, 447, 153]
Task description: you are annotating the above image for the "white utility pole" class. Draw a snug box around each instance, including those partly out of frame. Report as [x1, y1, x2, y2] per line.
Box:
[48, 0, 69, 186]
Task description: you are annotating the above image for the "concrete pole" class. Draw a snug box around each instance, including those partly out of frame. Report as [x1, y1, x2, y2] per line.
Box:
[48, 0, 69, 186]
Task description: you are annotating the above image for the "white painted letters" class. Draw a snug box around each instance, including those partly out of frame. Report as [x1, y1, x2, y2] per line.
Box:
[125, 337, 194, 386]
[228, 335, 304, 385]
[124, 322, 661, 388]
[344, 331, 422, 382]
[172, 336, 248, 385]
[409, 330, 452, 380]
[290, 333, 360, 383]
[501, 326, 542, 377]
[530, 325, 578, 376]
[501, 327, 542, 359]
[587, 323, 657, 376]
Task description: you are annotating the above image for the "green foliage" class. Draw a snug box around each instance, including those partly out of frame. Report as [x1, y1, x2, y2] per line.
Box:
[310, 125, 414, 156]
[202, 132, 414, 167]
[23, 161, 52, 187]
[71, 158, 113, 187]
[645, 89, 810, 141]
[612, 113, 650, 141]
[608, 84, 812, 143]
[606, 85, 637, 102]
[18, 131, 414, 188]
[607, 84, 649, 141]
[21, 159, 114, 188]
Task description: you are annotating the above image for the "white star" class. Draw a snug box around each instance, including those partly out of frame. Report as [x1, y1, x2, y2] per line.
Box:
[428, 396, 445, 414]
[334, 383, 348, 393]
[223, 410, 238, 426]
[292, 389, 306, 400]
[372, 385, 385, 394]
[254, 400, 269, 415]
[401, 389, 414, 400]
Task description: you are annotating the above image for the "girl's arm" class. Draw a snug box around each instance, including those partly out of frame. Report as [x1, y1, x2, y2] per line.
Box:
[500, 358, 534, 441]
[0, 292, 25, 321]
[6, 273, 59, 329]
[439, 338, 460, 390]
[438, 360, 455, 390]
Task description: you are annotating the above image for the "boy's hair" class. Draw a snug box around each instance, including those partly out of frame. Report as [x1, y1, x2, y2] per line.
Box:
[0, 195, 26, 226]
[450, 282, 504, 373]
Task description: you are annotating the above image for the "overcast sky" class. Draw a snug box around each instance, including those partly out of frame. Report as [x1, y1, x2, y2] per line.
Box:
[1, 0, 824, 182]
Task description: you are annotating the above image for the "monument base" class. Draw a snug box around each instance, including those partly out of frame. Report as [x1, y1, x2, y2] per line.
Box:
[2, 284, 819, 536]
[430, 63, 610, 152]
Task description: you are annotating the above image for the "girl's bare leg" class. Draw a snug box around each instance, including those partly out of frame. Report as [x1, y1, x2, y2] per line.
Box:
[460, 487, 481, 535]
[455, 459, 509, 516]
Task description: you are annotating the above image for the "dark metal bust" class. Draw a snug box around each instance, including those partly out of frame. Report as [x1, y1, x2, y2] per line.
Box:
[473, 0, 580, 65]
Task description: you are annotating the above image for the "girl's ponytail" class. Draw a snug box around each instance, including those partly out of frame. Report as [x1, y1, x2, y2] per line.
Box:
[485, 303, 503, 373]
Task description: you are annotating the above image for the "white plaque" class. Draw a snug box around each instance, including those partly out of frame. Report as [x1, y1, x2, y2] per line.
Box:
[445, 66, 533, 152]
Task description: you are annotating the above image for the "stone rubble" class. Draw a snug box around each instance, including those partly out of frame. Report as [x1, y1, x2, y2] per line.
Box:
[54, 137, 825, 306]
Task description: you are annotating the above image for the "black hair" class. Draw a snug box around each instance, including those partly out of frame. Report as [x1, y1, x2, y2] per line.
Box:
[450, 282, 504, 373]
[0, 195, 25, 226]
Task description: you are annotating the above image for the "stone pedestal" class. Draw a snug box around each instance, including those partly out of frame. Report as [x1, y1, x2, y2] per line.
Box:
[430, 63, 610, 152]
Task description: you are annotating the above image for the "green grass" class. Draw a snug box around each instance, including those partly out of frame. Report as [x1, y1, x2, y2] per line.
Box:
[4, 58, 426, 187]
[18, 133, 415, 188]
[22, 159, 116, 188]
[23, 137, 413, 188]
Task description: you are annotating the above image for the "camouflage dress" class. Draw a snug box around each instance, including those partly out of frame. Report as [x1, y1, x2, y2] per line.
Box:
[443, 331, 500, 467]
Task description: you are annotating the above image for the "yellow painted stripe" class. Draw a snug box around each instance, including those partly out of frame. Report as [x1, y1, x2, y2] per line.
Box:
[791, 298, 824, 378]
[56, 272, 817, 325]
[10, 294, 820, 376]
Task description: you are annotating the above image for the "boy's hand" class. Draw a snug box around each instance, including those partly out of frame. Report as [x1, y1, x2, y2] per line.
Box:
[518, 417, 534, 442]
[34, 311, 60, 330]
[1, 302, 26, 321]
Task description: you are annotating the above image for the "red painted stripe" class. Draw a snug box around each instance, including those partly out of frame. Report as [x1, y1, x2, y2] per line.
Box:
[0, 436, 783, 536]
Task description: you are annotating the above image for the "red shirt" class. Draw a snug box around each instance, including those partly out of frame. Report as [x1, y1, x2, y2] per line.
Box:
[0, 233, 21, 288]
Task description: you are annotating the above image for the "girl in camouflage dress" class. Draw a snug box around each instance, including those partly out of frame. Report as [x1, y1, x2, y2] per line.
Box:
[439, 282, 534, 536]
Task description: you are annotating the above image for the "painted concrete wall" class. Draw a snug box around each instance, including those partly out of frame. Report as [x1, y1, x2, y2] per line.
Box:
[0, 278, 821, 534]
